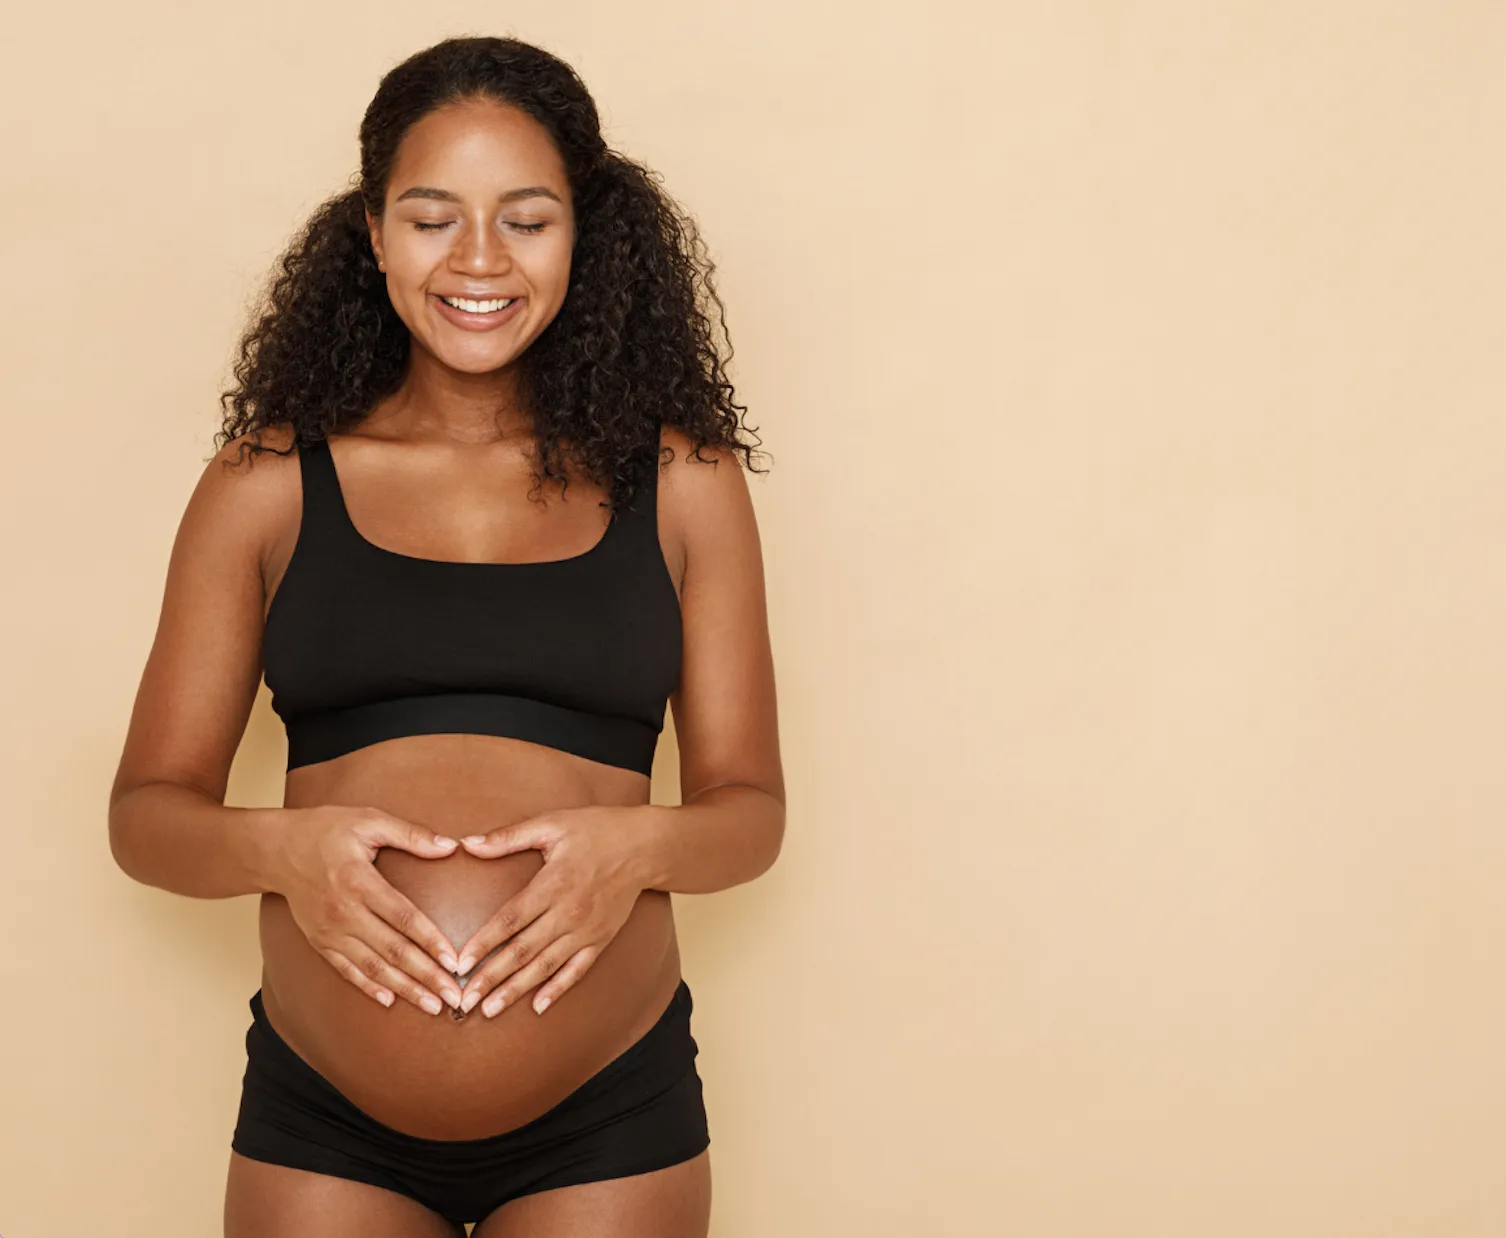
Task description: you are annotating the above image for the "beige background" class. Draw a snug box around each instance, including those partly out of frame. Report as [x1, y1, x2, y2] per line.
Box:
[3, 2, 1504, 1235]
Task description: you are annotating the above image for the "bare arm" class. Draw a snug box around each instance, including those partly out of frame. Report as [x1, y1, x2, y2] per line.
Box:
[634, 429, 786, 895]
[108, 429, 298, 897]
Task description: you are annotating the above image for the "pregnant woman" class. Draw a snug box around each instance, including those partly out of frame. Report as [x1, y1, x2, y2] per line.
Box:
[107, 35, 783, 1238]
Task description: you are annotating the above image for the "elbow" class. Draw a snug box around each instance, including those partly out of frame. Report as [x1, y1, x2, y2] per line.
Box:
[759, 793, 786, 877]
[107, 781, 152, 883]
[108, 799, 137, 881]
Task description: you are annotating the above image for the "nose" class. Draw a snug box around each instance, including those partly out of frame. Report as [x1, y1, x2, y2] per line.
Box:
[451, 215, 514, 276]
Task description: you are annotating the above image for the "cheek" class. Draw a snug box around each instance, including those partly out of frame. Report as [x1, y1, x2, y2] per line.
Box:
[378, 248, 426, 290]
[534, 238, 575, 297]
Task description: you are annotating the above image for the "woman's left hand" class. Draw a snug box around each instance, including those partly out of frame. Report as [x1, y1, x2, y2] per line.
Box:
[451, 804, 651, 1018]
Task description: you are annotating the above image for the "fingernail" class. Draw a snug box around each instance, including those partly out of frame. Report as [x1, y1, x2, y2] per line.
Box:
[534, 995, 551, 1015]
[461, 990, 481, 1013]
[463, 835, 486, 845]
[442, 988, 462, 1009]
[483, 993, 504, 1017]
[378, 990, 394, 1007]
[421, 994, 442, 1015]
[440, 952, 458, 971]
[434, 834, 457, 847]
[456, 955, 475, 975]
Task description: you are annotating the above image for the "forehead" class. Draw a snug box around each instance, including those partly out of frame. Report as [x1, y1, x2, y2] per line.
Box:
[386, 100, 569, 205]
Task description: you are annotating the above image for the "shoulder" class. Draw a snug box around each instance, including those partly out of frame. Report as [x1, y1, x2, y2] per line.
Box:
[196, 422, 300, 520]
[184, 422, 302, 572]
[655, 425, 748, 499]
[206, 421, 300, 482]
[654, 425, 762, 563]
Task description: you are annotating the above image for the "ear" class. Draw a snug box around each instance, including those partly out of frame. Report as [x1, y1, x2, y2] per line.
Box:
[365, 210, 385, 272]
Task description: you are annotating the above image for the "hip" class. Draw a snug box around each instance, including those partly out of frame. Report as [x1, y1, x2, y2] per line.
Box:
[231, 973, 709, 1224]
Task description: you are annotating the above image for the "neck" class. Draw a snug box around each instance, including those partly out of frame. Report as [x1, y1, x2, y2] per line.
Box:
[368, 351, 532, 445]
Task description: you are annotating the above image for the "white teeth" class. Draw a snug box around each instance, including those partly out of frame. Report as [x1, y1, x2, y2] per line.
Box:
[441, 296, 516, 313]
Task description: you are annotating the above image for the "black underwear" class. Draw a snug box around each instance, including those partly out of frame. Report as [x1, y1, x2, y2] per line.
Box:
[230, 979, 710, 1226]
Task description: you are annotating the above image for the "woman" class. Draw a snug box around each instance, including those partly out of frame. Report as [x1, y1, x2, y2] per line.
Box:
[107, 35, 783, 1238]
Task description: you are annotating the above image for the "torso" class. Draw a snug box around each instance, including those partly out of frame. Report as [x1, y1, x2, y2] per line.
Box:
[252, 423, 686, 1140]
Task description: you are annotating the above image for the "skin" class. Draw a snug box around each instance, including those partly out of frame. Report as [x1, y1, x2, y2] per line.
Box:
[112, 99, 780, 1236]
[362, 99, 575, 443]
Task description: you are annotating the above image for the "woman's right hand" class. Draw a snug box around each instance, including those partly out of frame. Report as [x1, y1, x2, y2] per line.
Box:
[272, 804, 464, 1015]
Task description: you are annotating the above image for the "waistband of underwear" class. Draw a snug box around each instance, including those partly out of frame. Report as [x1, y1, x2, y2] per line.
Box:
[241, 977, 697, 1151]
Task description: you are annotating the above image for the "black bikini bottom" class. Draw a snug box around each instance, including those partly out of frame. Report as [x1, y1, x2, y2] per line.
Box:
[230, 978, 710, 1227]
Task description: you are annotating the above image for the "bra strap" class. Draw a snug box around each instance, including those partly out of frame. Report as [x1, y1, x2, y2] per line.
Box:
[616, 441, 668, 566]
[290, 436, 350, 554]
[628, 442, 663, 517]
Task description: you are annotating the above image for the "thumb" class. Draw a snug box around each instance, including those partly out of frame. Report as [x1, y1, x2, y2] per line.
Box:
[356, 812, 460, 859]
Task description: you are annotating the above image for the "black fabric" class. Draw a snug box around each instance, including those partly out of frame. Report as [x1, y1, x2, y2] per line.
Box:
[285, 691, 660, 773]
[262, 437, 682, 775]
[230, 979, 710, 1226]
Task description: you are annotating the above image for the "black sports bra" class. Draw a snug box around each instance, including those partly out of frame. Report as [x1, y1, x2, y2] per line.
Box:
[261, 436, 682, 776]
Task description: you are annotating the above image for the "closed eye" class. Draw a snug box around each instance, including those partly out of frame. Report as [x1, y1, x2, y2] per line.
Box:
[412, 221, 548, 233]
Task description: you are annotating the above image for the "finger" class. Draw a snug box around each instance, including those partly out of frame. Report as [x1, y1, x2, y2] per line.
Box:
[482, 937, 581, 1018]
[528, 944, 600, 1016]
[321, 947, 395, 1008]
[356, 908, 463, 1012]
[340, 932, 450, 1016]
[453, 889, 548, 977]
[356, 813, 462, 862]
[458, 916, 558, 1015]
[459, 817, 554, 859]
[360, 874, 462, 973]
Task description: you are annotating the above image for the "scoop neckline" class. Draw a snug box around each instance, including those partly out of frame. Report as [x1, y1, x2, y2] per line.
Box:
[317, 436, 620, 569]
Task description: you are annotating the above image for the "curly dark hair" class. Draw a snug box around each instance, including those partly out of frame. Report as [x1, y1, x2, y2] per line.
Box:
[214, 34, 765, 514]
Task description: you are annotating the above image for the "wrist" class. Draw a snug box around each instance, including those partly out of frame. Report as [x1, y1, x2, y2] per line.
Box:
[624, 803, 673, 892]
[237, 806, 301, 895]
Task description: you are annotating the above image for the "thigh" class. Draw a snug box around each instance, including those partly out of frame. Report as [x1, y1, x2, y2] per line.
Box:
[224, 1150, 466, 1238]
[472, 1148, 712, 1238]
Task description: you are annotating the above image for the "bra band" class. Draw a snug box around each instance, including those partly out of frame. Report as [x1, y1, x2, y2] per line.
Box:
[285, 691, 661, 776]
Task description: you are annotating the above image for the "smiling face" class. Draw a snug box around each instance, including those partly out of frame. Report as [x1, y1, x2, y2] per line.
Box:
[366, 98, 576, 376]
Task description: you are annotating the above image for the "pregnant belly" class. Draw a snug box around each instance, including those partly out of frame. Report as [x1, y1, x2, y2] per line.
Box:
[258, 842, 679, 1139]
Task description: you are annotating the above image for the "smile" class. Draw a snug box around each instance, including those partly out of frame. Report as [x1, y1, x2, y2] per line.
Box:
[430, 294, 525, 331]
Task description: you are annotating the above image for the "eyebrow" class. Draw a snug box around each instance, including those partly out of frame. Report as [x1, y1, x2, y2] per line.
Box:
[393, 185, 563, 206]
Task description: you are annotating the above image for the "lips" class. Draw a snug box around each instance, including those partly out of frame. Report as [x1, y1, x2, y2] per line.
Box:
[435, 293, 520, 305]
[430, 293, 525, 332]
